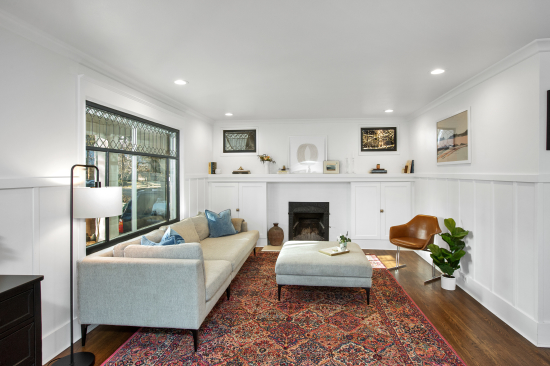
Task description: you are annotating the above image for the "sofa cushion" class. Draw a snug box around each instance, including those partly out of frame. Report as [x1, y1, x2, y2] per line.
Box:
[191, 212, 210, 241]
[112, 229, 165, 257]
[200, 231, 259, 271]
[124, 243, 204, 260]
[205, 209, 237, 238]
[169, 218, 200, 243]
[162, 227, 186, 244]
[204, 260, 232, 301]
[231, 218, 244, 232]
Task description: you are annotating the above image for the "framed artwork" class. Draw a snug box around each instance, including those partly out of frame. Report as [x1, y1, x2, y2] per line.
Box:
[288, 135, 327, 173]
[360, 127, 397, 152]
[436, 109, 471, 165]
[223, 129, 256, 153]
[323, 160, 339, 174]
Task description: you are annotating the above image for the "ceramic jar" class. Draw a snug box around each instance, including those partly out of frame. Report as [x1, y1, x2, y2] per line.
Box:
[267, 223, 284, 246]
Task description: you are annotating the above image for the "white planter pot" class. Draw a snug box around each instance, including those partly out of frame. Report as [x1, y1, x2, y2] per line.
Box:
[264, 164, 270, 174]
[441, 275, 456, 291]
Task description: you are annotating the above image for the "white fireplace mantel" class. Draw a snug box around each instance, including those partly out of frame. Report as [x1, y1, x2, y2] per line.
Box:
[185, 173, 416, 183]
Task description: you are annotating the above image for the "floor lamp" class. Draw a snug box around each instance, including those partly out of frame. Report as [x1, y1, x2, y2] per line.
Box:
[53, 164, 122, 366]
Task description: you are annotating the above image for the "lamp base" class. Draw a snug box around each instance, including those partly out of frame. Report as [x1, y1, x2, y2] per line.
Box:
[52, 352, 95, 366]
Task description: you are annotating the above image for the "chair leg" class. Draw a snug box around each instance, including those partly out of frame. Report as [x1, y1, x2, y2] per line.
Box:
[364, 288, 370, 305]
[226, 285, 231, 300]
[278, 284, 283, 301]
[424, 260, 442, 284]
[81, 324, 89, 346]
[191, 329, 199, 352]
[388, 247, 407, 271]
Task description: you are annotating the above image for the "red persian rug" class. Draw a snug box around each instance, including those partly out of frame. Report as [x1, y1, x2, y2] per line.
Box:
[102, 253, 465, 365]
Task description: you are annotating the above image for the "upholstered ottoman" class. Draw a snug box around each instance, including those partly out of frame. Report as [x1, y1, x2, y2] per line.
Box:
[275, 241, 373, 304]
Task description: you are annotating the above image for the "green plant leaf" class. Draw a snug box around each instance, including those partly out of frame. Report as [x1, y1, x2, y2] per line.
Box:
[444, 218, 456, 233]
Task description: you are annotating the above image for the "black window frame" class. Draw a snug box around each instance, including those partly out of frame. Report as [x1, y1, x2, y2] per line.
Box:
[223, 129, 257, 153]
[85, 101, 180, 255]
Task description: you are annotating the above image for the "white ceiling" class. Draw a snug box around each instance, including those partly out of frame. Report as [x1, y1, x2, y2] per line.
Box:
[2, 0, 550, 121]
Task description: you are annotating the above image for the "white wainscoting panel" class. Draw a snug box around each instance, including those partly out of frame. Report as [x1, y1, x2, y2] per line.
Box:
[414, 177, 540, 346]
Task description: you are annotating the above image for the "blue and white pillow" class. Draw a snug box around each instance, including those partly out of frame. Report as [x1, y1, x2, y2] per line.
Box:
[141, 235, 177, 246]
[205, 209, 237, 238]
[162, 227, 186, 244]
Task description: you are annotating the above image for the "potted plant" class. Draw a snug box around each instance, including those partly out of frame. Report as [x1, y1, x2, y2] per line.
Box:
[427, 218, 469, 291]
[338, 232, 351, 251]
[258, 154, 276, 174]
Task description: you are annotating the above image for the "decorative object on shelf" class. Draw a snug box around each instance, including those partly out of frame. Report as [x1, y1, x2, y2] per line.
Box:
[258, 154, 276, 174]
[360, 127, 397, 152]
[232, 166, 251, 174]
[277, 165, 289, 174]
[208, 162, 217, 174]
[427, 218, 469, 291]
[323, 160, 340, 174]
[215, 168, 221, 174]
[55, 164, 123, 366]
[289, 135, 327, 173]
[345, 157, 355, 174]
[370, 165, 387, 174]
[338, 232, 351, 251]
[267, 223, 284, 246]
[437, 109, 471, 165]
[404, 160, 414, 173]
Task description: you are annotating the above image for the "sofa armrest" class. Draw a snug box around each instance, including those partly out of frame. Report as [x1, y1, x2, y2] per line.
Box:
[241, 221, 248, 232]
[77, 257, 206, 329]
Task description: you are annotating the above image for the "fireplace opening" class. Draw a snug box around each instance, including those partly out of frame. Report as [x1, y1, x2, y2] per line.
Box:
[289, 202, 329, 241]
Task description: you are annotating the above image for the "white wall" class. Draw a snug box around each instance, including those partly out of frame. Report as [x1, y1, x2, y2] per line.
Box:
[0, 25, 212, 363]
[408, 47, 549, 346]
[212, 119, 409, 175]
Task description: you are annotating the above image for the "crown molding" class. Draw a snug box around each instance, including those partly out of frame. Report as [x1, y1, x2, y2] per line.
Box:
[0, 9, 213, 124]
[213, 117, 407, 125]
[408, 38, 550, 120]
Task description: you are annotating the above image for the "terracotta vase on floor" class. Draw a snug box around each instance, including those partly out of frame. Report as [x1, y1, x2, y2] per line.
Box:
[268, 223, 284, 246]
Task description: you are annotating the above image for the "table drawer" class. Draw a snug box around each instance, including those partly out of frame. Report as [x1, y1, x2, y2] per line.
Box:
[0, 290, 33, 334]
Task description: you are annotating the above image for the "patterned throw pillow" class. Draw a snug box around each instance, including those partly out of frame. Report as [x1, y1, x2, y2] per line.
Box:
[141, 235, 177, 246]
[205, 209, 238, 238]
[161, 227, 186, 244]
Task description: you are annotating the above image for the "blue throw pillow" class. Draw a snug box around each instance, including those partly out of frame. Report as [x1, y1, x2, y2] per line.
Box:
[141, 235, 177, 246]
[162, 227, 186, 244]
[205, 209, 237, 238]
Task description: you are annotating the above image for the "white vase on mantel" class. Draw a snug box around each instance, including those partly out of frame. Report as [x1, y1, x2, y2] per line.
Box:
[264, 164, 270, 174]
[441, 275, 456, 291]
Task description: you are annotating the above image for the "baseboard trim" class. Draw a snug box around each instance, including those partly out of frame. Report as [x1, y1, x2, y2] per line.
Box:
[42, 317, 96, 364]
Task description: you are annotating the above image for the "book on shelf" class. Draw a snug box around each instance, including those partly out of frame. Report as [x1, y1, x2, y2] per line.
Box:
[370, 169, 387, 174]
[208, 162, 217, 174]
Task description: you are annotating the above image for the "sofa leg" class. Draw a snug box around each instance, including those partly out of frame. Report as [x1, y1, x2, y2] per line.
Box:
[364, 288, 370, 305]
[81, 324, 89, 346]
[191, 329, 198, 352]
[253, 247, 256, 256]
[278, 284, 284, 301]
[226, 285, 231, 300]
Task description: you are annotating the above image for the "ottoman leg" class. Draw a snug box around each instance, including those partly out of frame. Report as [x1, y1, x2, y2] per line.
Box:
[364, 288, 370, 305]
[278, 284, 284, 301]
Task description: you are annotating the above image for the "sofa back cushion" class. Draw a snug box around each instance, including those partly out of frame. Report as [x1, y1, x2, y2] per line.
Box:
[112, 229, 165, 257]
[205, 209, 237, 238]
[231, 218, 244, 232]
[191, 212, 210, 241]
[124, 242, 204, 261]
[169, 218, 200, 243]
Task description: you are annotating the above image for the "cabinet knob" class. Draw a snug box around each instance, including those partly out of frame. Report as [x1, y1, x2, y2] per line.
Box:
[236, 208, 240, 212]
[380, 209, 384, 213]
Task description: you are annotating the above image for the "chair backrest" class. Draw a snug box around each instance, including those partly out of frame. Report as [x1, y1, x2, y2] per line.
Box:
[407, 215, 442, 241]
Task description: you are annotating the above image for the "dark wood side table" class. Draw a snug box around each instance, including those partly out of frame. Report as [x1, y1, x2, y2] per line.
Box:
[0, 275, 44, 366]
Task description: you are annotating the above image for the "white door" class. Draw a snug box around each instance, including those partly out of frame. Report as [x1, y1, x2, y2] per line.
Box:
[381, 182, 412, 239]
[350, 182, 381, 239]
[239, 182, 267, 239]
[209, 183, 239, 215]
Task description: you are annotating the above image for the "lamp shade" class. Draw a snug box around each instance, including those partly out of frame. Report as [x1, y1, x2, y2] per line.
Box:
[73, 187, 123, 218]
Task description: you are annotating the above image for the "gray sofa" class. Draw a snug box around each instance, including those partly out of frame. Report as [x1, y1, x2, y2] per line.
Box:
[77, 213, 259, 351]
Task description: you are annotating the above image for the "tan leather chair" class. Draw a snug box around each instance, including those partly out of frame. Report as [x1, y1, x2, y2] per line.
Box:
[389, 215, 442, 283]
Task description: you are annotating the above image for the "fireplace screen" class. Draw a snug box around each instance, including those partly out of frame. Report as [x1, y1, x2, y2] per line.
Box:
[288, 202, 329, 241]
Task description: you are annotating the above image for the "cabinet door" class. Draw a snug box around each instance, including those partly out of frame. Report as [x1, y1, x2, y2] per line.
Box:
[239, 183, 267, 239]
[209, 183, 239, 214]
[381, 182, 412, 240]
[351, 183, 381, 239]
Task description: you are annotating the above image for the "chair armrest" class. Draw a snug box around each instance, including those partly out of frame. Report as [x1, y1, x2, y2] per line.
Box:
[389, 224, 409, 240]
[241, 221, 248, 232]
[77, 257, 206, 329]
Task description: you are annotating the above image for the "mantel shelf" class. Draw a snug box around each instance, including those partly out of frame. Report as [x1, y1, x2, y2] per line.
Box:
[185, 173, 416, 183]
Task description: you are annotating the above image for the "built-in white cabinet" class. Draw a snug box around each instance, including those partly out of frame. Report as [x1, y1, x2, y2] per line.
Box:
[350, 182, 412, 240]
[209, 182, 267, 242]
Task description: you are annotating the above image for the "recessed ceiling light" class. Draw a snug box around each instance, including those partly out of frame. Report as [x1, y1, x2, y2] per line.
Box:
[431, 69, 445, 75]
[174, 79, 188, 85]
[385, 109, 394, 113]
[225, 113, 233, 117]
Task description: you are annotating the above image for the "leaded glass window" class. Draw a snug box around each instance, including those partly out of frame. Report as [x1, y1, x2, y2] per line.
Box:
[223, 129, 256, 153]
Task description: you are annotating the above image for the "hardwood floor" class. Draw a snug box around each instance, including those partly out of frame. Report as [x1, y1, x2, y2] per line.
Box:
[47, 249, 550, 365]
